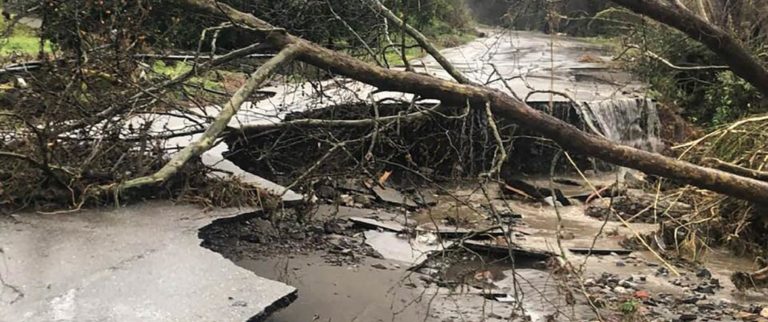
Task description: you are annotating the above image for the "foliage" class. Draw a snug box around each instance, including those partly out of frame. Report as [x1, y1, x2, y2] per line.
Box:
[620, 19, 765, 126]
[704, 71, 762, 125]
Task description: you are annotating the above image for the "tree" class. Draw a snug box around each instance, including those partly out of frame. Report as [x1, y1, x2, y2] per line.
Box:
[165, 0, 768, 204]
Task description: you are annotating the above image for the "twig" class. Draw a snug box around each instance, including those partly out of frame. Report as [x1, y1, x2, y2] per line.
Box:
[365, 0, 475, 85]
[703, 158, 768, 181]
[483, 101, 507, 176]
[623, 44, 729, 70]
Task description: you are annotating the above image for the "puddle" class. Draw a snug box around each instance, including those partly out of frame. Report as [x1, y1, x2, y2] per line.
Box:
[237, 254, 432, 322]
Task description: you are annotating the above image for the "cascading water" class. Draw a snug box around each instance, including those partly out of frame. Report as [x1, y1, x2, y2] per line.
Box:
[581, 98, 663, 153]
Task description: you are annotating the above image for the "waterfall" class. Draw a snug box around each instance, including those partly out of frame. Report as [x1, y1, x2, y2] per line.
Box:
[581, 98, 663, 153]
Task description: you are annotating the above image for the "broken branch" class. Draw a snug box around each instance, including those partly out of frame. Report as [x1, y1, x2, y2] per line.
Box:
[105, 44, 301, 194]
[609, 0, 768, 96]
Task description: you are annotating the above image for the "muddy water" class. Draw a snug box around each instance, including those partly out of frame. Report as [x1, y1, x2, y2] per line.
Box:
[237, 255, 432, 322]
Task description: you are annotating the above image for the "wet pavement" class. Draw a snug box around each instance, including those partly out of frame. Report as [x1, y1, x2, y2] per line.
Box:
[414, 29, 645, 102]
[0, 202, 296, 322]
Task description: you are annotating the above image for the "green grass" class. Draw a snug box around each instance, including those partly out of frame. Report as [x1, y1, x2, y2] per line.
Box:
[578, 36, 622, 52]
[0, 35, 47, 55]
[151, 60, 223, 91]
[382, 44, 426, 66]
[0, 16, 52, 56]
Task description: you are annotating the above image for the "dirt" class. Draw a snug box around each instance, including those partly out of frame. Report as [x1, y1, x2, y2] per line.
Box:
[198, 209, 379, 266]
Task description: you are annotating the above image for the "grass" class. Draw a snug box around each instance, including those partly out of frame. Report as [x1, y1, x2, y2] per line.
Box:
[0, 35, 46, 56]
[0, 15, 53, 57]
[151, 60, 224, 93]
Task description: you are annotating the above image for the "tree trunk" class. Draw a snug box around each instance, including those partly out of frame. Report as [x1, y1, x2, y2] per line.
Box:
[185, 0, 768, 205]
[609, 0, 768, 97]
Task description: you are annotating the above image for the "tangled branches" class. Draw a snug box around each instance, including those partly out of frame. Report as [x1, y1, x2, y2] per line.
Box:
[667, 115, 768, 257]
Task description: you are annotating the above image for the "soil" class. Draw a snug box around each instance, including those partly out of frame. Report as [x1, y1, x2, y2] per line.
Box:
[199, 209, 379, 266]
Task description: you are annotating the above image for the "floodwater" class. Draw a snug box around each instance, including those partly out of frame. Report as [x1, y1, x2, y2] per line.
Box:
[238, 254, 432, 322]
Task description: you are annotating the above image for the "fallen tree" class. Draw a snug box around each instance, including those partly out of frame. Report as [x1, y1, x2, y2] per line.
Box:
[166, 0, 768, 204]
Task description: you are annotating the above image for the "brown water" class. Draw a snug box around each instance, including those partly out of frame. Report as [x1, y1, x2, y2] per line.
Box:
[238, 254, 432, 322]
[231, 175, 768, 321]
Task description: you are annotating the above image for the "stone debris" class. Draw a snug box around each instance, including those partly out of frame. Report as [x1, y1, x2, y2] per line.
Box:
[371, 185, 420, 208]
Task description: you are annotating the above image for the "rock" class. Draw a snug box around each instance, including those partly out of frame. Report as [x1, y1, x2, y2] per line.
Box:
[694, 284, 715, 294]
[613, 286, 630, 294]
[371, 263, 388, 270]
[761, 307, 768, 318]
[631, 274, 647, 283]
[616, 260, 626, 267]
[584, 278, 596, 287]
[324, 219, 353, 234]
[677, 313, 697, 321]
[656, 267, 669, 276]
[736, 312, 758, 320]
[543, 196, 563, 207]
[352, 194, 373, 207]
[340, 194, 355, 206]
[620, 280, 638, 289]
[681, 295, 701, 304]
[696, 268, 712, 279]
[697, 300, 716, 311]
[634, 290, 650, 300]
[315, 185, 338, 199]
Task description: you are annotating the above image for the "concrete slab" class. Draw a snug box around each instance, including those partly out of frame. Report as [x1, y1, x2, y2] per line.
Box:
[363, 231, 451, 266]
[371, 186, 419, 208]
[0, 202, 296, 322]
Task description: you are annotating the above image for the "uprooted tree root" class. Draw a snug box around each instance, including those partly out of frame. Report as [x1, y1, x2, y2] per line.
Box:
[224, 100, 599, 190]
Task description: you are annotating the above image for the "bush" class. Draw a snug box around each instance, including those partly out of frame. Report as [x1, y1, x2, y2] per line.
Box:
[623, 20, 765, 126]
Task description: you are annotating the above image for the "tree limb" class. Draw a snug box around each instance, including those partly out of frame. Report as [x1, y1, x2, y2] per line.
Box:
[105, 44, 301, 193]
[703, 158, 768, 181]
[54, 42, 272, 136]
[625, 44, 729, 71]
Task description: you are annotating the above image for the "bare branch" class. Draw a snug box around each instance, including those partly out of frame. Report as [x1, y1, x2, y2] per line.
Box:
[364, 0, 475, 85]
[106, 44, 301, 193]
